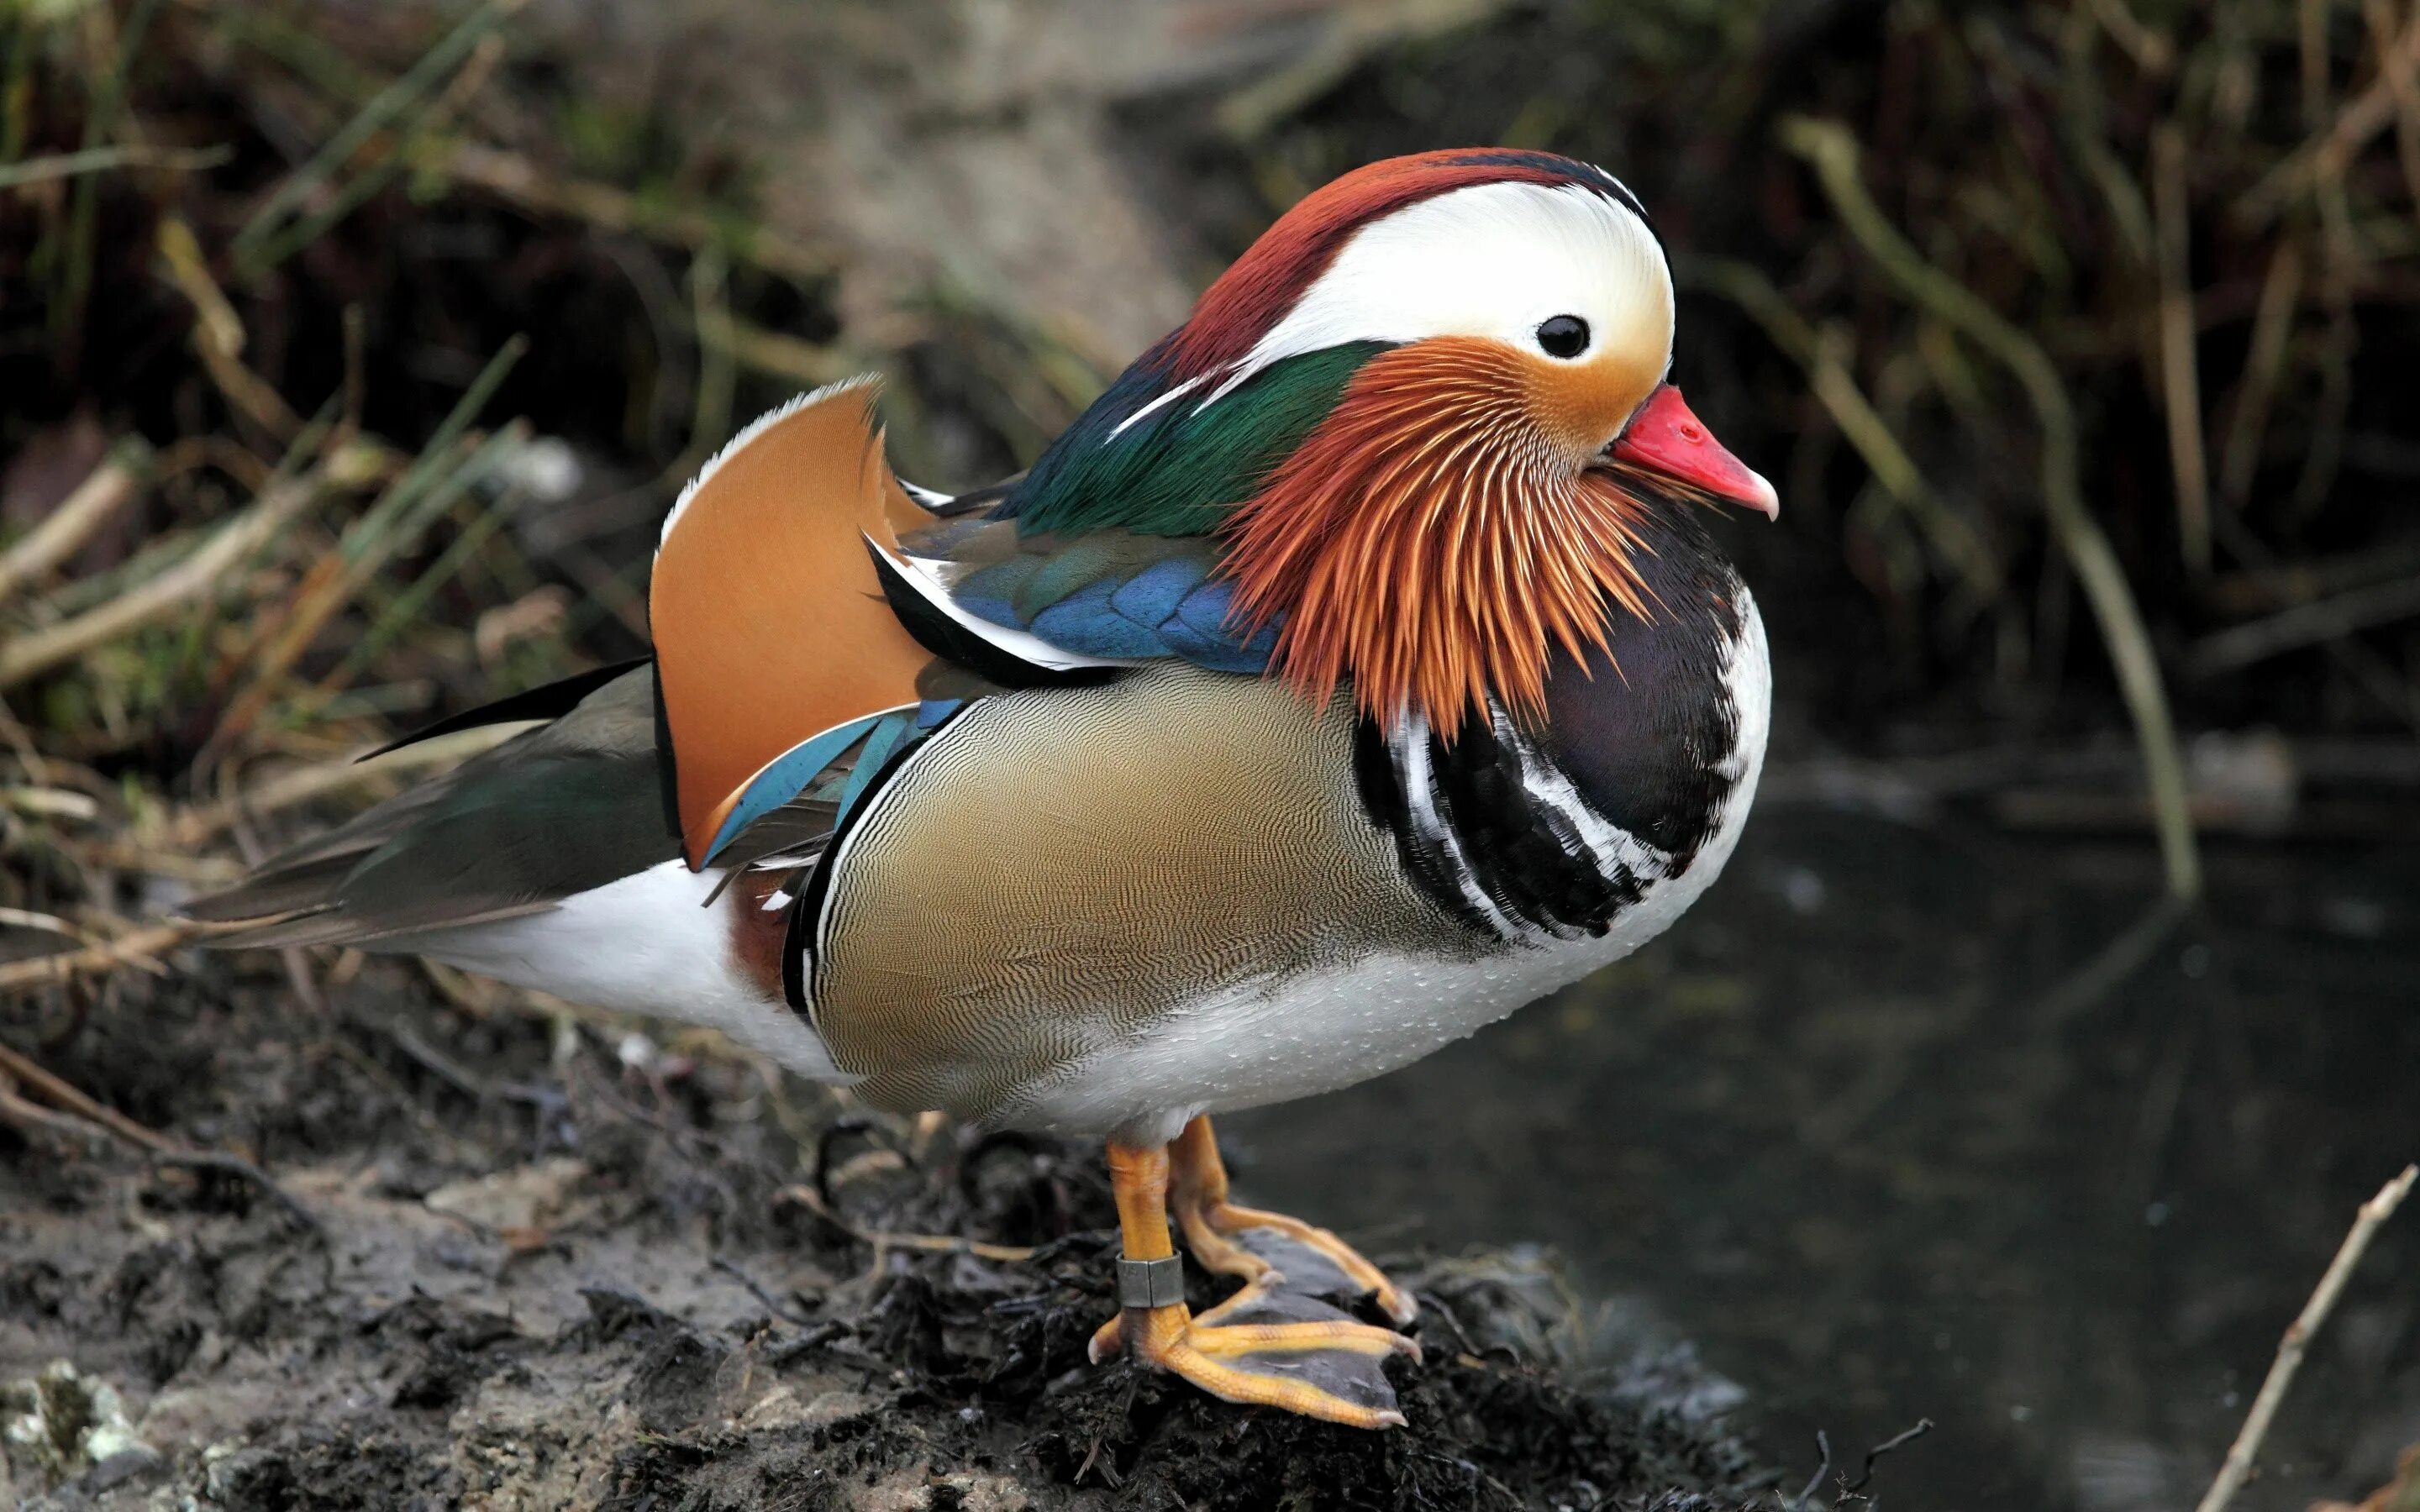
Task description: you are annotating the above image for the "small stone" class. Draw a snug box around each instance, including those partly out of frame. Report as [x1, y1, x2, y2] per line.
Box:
[76, 1444, 166, 1493]
[0, 1361, 154, 1489]
[424, 1156, 591, 1232]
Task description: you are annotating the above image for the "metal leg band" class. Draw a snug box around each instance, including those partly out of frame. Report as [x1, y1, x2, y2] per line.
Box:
[1115, 1253, 1186, 1309]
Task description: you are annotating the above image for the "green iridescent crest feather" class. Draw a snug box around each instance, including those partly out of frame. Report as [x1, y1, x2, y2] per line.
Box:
[1004, 342, 1387, 538]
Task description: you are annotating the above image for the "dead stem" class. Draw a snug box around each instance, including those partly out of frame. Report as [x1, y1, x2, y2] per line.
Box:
[198, 339, 527, 762]
[238, 32, 509, 277]
[775, 1182, 1039, 1264]
[2151, 123, 2211, 575]
[0, 439, 151, 604]
[2190, 575, 2420, 675]
[0, 1058, 321, 1233]
[0, 141, 231, 192]
[1781, 114, 2202, 903]
[444, 140, 836, 283]
[701, 318, 860, 391]
[2302, 0, 2334, 131]
[230, 0, 523, 277]
[1688, 256, 2002, 606]
[0, 448, 378, 690]
[2194, 1164, 2419, 1512]
[0, 923, 193, 995]
[2361, 0, 2420, 213]
[156, 215, 302, 443]
[2241, 4, 2420, 221]
[2216, 239, 2306, 513]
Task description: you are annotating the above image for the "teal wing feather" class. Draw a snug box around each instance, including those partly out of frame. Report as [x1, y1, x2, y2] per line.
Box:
[1001, 343, 1383, 538]
[702, 703, 947, 870]
[189, 662, 943, 939]
[878, 342, 1387, 675]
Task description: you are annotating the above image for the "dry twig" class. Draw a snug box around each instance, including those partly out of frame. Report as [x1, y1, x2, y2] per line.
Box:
[0, 142, 231, 191]
[2195, 1164, 2420, 1512]
[0, 445, 377, 689]
[155, 216, 307, 442]
[230, 0, 522, 277]
[199, 338, 526, 759]
[774, 1182, 1038, 1264]
[2241, 4, 2420, 219]
[0, 441, 151, 604]
[2190, 575, 2420, 675]
[2217, 239, 2306, 513]
[443, 140, 836, 282]
[0, 1039, 318, 1231]
[0, 923, 195, 995]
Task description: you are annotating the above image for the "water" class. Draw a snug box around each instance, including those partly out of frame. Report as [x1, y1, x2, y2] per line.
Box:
[1227, 806, 2420, 1510]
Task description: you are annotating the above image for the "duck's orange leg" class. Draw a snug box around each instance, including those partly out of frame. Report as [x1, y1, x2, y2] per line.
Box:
[1087, 1138, 1416, 1429]
[1165, 1116, 1418, 1326]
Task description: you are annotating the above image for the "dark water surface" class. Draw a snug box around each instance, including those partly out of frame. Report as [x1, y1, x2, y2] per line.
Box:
[1226, 806, 2420, 1511]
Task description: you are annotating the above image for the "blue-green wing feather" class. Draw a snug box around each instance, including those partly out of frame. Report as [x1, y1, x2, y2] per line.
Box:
[997, 342, 1385, 538]
[883, 342, 1389, 680]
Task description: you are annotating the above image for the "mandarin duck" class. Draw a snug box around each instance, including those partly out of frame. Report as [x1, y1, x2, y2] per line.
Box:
[190, 149, 1776, 1429]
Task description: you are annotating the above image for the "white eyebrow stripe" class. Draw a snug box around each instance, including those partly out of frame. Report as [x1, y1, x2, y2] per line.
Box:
[1206, 180, 1670, 406]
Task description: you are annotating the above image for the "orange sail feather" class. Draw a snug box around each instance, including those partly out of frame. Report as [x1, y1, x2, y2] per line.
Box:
[650, 379, 934, 869]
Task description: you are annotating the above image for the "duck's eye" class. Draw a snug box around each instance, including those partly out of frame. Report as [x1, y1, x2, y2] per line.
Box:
[1535, 314, 1591, 360]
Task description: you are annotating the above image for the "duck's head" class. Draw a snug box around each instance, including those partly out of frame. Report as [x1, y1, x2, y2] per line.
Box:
[1003, 148, 1776, 737]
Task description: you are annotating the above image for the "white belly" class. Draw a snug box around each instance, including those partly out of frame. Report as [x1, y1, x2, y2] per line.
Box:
[404, 858, 847, 1079]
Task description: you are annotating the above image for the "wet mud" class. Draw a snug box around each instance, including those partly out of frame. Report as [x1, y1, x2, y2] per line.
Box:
[2, 960, 1774, 1510]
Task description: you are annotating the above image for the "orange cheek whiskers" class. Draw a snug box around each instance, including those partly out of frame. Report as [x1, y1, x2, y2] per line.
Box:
[1223, 339, 1657, 739]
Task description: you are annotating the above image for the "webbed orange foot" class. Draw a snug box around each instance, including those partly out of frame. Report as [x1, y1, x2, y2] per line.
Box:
[1096, 1281, 1418, 1429]
[1094, 1134, 1418, 1429]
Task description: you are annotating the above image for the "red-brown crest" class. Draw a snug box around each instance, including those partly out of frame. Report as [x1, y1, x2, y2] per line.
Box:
[1155, 150, 1649, 384]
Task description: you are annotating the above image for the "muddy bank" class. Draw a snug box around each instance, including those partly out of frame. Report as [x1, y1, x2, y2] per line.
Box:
[2, 958, 1775, 1510]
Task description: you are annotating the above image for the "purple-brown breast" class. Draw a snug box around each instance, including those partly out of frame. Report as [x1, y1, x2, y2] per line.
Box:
[724, 868, 792, 1001]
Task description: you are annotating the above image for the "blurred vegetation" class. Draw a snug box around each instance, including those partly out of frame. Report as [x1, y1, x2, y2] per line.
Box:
[2, 0, 2417, 976]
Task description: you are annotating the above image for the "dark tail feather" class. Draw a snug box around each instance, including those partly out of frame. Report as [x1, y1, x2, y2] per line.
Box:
[198, 897, 556, 950]
[181, 853, 363, 928]
[357, 657, 651, 761]
[184, 664, 692, 953]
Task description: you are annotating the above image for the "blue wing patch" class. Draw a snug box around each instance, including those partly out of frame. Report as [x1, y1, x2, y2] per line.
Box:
[1156, 577, 1279, 673]
[832, 709, 914, 826]
[945, 531, 1281, 674]
[703, 703, 954, 867]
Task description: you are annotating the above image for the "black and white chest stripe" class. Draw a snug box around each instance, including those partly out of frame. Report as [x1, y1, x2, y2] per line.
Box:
[1355, 711, 1648, 941]
[1355, 579, 1757, 946]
